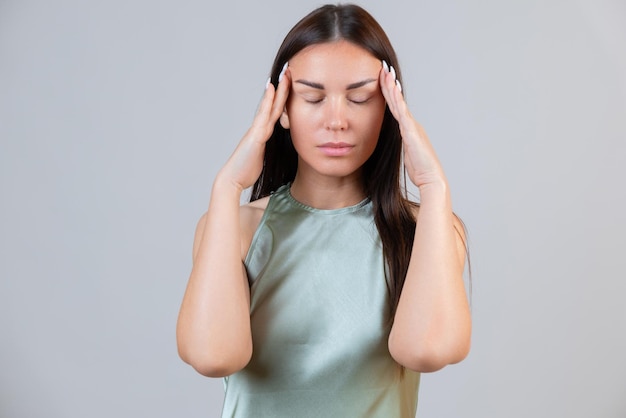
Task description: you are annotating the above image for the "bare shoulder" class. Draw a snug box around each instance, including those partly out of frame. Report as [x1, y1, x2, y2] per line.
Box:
[240, 196, 270, 230]
[239, 196, 271, 260]
[409, 202, 420, 217]
[191, 196, 271, 263]
[192, 212, 208, 262]
[451, 212, 468, 263]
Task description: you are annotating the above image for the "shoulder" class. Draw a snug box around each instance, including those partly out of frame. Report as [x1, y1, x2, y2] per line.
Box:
[191, 196, 271, 263]
[239, 196, 271, 260]
[240, 196, 270, 234]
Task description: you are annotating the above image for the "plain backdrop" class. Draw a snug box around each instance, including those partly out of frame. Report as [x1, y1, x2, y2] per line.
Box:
[1, 0, 625, 417]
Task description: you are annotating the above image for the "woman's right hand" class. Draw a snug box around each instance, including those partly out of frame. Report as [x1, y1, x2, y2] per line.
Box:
[217, 64, 291, 192]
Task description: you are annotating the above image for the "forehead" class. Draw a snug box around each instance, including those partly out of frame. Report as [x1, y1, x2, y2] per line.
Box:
[288, 40, 381, 80]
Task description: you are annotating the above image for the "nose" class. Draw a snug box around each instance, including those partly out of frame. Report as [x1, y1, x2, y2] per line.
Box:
[324, 98, 348, 131]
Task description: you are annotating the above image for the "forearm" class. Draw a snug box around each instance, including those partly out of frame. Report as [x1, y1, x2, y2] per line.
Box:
[389, 182, 471, 372]
[176, 176, 252, 377]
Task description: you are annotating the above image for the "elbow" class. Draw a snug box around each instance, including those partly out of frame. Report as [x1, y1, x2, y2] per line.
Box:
[388, 331, 471, 373]
[187, 354, 251, 378]
[177, 338, 252, 378]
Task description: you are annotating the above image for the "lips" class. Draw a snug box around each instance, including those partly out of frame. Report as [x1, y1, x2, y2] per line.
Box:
[318, 142, 354, 156]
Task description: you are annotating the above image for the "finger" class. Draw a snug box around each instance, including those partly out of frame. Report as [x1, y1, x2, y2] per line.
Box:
[378, 64, 393, 106]
[379, 62, 411, 124]
[270, 66, 291, 122]
[379, 62, 402, 116]
[254, 79, 276, 122]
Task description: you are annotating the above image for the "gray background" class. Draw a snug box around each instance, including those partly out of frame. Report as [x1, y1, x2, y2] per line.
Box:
[1, 0, 625, 417]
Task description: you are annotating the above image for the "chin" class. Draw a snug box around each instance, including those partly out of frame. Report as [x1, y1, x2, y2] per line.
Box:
[308, 160, 366, 179]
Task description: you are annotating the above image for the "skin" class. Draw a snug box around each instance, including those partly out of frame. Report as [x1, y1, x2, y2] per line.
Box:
[176, 40, 471, 377]
[280, 42, 386, 208]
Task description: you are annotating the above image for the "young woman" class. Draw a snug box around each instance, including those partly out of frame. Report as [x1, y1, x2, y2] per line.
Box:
[177, 4, 471, 417]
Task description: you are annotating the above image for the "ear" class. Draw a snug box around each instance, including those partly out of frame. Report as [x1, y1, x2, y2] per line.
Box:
[279, 109, 290, 130]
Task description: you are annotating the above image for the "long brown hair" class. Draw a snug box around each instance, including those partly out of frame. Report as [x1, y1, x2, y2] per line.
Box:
[250, 4, 447, 318]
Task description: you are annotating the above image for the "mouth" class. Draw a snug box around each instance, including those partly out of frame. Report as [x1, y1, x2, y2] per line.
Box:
[317, 142, 354, 157]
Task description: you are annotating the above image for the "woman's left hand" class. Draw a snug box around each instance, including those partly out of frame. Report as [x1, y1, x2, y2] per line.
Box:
[379, 63, 471, 373]
[379, 61, 447, 191]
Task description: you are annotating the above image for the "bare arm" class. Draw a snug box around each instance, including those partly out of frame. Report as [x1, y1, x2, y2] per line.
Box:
[389, 185, 471, 372]
[379, 62, 472, 372]
[176, 67, 291, 377]
[176, 183, 252, 377]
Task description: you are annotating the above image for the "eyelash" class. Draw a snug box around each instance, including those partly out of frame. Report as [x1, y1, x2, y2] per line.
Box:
[304, 98, 369, 105]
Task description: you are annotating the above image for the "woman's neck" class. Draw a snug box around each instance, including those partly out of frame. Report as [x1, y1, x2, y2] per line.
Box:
[289, 170, 366, 210]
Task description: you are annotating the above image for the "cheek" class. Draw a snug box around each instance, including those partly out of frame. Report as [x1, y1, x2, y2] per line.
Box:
[286, 102, 318, 128]
[360, 106, 386, 136]
[284, 110, 312, 150]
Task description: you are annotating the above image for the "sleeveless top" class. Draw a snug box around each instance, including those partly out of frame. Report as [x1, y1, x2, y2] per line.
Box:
[221, 185, 420, 418]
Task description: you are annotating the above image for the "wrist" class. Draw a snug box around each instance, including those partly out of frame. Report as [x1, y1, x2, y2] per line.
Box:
[212, 172, 245, 199]
[417, 179, 451, 204]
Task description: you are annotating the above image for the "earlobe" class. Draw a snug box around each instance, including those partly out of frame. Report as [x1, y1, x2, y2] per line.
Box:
[279, 111, 290, 129]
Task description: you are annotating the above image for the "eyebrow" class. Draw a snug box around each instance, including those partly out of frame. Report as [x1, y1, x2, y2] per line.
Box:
[294, 78, 377, 90]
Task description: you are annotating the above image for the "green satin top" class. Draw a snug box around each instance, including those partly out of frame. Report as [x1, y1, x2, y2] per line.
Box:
[221, 185, 420, 417]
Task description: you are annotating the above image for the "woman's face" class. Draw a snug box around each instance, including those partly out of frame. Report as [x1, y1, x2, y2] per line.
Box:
[283, 40, 386, 181]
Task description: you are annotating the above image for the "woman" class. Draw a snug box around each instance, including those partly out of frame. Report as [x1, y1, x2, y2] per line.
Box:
[177, 4, 471, 417]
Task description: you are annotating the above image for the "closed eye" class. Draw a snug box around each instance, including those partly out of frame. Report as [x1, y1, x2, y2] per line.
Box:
[349, 97, 370, 104]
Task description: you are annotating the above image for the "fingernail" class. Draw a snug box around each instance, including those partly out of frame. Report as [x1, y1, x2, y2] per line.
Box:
[395, 79, 402, 92]
[390, 65, 397, 81]
[265, 77, 271, 89]
[278, 62, 289, 83]
[382, 60, 389, 73]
